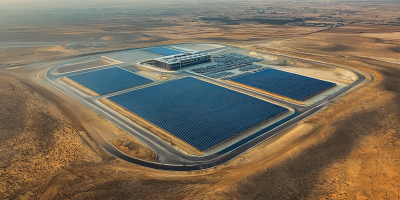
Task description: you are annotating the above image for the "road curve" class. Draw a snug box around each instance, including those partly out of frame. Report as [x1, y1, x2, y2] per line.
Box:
[42, 47, 371, 171]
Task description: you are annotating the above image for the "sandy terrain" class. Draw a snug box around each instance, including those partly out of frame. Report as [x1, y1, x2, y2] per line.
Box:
[0, 74, 102, 199]
[1, 32, 400, 199]
[134, 65, 155, 72]
[231, 34, 400, 199]
[67, 35, 400, 199]
[142, 22, 325, 42]
[32, 121, 318, 200]
[276, 66, 357, 85]
[55, 59, 112, 74]
[113, 137, 156, 162]
[321, 24, 400, 36]
[0, 46, 71, 68]
[37, 67, 53, 80]
[0, 2, 400, 197]
[136, 71, 169, 81]
[257, 55, 359, 85]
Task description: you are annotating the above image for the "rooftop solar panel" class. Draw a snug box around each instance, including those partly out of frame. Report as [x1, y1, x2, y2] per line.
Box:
[108, 77, 288, 151]
[232, 68, 336, 101]
[68, 67, 153, 95]
[144, 47, 184, 56]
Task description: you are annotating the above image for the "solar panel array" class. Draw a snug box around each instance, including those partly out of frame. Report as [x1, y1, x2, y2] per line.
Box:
[68, 67, 153, 95]
[143, 47, 184, 56]
[109, 77, 288, 151]
[232, 68, 336, 101]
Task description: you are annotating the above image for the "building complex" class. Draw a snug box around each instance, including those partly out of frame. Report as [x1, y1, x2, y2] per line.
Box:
[151, 52, 211, 71]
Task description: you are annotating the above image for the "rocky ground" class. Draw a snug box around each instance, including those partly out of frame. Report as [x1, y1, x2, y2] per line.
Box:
[235, 35, 400, 199]
[0, 23, 400, 199]
[0, 74, 102, 199]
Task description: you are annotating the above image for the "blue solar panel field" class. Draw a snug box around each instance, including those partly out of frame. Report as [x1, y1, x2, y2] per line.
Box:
[232, 69, 336, 101]
[68, 67, 153, 95]
[143, 47, 184, 56]
[108, 77, 288, 151]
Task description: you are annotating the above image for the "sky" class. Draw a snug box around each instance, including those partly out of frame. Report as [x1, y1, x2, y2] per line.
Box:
[0, 0, 173, 10]
[0, 0, 380, 11]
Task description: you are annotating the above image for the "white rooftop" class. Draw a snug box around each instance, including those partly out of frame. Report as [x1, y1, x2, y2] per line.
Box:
[154, 51, 209, 64]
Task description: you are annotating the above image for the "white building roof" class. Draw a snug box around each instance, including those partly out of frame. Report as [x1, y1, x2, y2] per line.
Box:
[154, 51, 210, 64]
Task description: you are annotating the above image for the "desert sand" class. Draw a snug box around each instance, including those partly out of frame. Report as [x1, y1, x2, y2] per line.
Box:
[0, 74, 101, 199]
[1, 1, 400, 198]
[2, 34, 400, 199]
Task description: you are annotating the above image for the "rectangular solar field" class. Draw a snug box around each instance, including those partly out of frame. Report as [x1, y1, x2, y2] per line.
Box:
[67, 67, 153, 95]
[143, 47, 184, 56]
[108, 77, 288, 151]
[232, 69, 336, 101]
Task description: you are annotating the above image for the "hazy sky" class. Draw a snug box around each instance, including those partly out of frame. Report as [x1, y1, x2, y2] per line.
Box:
[0, 0, 180, 10]
[0, 0, 258, 10]
[1, 0, 379, 11]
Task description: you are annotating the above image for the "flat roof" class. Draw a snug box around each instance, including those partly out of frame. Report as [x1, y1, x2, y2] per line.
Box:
[154, 52, 209, 64]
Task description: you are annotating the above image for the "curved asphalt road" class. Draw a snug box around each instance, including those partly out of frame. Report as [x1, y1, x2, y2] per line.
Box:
[42, 49, 371, 171]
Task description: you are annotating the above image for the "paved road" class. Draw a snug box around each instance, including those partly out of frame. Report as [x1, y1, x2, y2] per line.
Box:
[42, 48, 371, 171]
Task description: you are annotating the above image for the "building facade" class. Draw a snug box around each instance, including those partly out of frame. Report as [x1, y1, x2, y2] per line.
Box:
[152, 52, 211, 71]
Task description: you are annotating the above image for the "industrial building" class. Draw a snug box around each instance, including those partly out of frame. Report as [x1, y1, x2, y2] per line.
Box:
[151, 52, 211, 71]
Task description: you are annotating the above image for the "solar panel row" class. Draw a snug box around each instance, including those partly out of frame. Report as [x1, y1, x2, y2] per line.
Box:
[68, 67, 153, 95]
[109, 77, 288, 151]
[144, 47, 184, 56]
[232, 68, 336, 101]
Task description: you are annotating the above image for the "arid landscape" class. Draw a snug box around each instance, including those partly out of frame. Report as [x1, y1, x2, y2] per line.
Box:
[1, 0, 400, 199]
